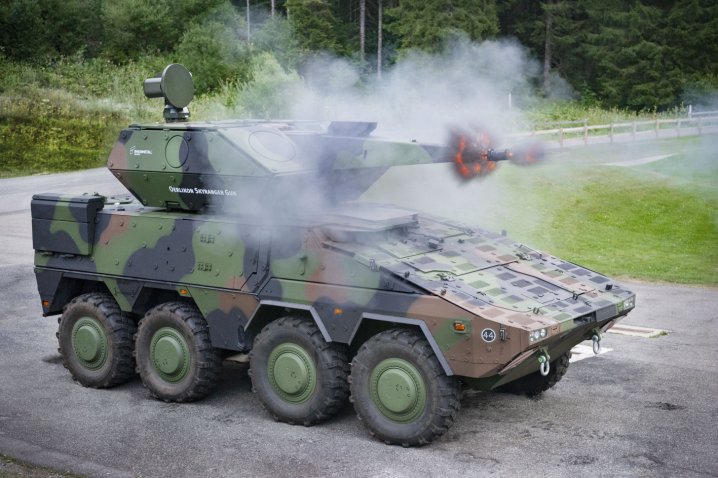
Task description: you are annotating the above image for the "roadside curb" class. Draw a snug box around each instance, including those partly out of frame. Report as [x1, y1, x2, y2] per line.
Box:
[0, 435, 133, 478]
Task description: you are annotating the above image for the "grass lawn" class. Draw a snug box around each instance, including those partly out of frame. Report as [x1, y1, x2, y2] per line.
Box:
[364, 135, 718, 285]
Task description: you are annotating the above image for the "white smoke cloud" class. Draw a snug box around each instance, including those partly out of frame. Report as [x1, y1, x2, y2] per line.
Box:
[274, 38, 553, 232]
[290, 38, 541, 143]
[211, 34, 561, 236]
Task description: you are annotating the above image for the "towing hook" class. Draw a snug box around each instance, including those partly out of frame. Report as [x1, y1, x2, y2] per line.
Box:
[538, 353, 551, 377]
[592, 333, 601, 354]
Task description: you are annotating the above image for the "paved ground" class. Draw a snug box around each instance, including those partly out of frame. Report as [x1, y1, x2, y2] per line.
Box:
[1, 169, 717, 478]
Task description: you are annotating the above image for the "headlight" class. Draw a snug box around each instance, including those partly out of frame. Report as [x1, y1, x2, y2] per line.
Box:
[529, 328, 548, 342]
[618, 296, 635, 313]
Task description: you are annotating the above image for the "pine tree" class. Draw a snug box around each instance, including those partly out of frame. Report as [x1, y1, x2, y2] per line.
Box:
[286, 0, 341, 53]
[578, 1, 679, 109]
[377, 0, 383, 77]
[666, 0, 718, 104]
[501, 0, 687, 109]
[386, 0, 499, 53]
[360, 0, 366, 62]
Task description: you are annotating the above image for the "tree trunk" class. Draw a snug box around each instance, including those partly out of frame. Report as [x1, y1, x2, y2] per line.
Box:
[360, 0, 366, 63]
[377, 0, 383, 79]
[271, 0, 275, 16]
[543, 0, 554, 96]
[246, 0, 251, 43]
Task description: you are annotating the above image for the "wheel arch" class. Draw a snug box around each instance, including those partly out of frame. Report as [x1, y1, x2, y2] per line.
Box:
[129, 285, 192, 316]
[92, 276, 192, 318]
[36, 271, 111, 316]
[244, 300, 331, 344]
[349, 313, 454, 376]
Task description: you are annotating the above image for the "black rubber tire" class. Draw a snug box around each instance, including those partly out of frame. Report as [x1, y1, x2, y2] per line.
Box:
[349, 329, 461, 446]
[57, 292, 136, 388]
[249, 316, 350, 426]
[498, 352, 571, 397]
[135, 302, 221, 402]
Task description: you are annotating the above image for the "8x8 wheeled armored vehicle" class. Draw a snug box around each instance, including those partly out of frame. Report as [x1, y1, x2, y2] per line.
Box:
[31, 65, 635, 446]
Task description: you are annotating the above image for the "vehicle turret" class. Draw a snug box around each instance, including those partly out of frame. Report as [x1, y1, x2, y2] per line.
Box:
[108, 64, 518, 213]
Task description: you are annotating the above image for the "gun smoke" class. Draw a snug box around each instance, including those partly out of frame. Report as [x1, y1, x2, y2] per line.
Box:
[267, 38, 559, 235]
[290, 38, 550, 141]
[197, 17, 569, 238]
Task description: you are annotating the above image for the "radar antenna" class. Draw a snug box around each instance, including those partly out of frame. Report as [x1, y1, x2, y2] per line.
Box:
[143, 64, 194, 122]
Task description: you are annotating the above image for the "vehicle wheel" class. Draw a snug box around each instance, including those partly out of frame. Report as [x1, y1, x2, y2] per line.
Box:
[349, 329, 461, 446]
[135, 302, 221, 402]
[497, 352, 571, 397]
[249, 316, 350, 426]
[57, 292, 136, 388]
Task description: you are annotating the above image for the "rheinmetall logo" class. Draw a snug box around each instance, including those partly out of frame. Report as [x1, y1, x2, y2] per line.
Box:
[129, 146, 153, 156]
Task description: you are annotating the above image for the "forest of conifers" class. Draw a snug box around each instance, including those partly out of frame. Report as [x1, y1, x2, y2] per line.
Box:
[1, 0, 717, 110]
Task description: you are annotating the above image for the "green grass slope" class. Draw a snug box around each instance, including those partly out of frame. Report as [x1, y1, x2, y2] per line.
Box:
[0, 95, 127, 177]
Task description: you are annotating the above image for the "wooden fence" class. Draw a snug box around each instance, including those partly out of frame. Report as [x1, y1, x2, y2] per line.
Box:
[512, 113, 718, 147]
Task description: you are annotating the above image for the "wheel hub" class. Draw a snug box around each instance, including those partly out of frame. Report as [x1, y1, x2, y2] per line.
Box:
[268, 343, 316, 403]
[150, 327, 190, 382]
[71, 317, 107, 369]
[370, 358, 426, 423]
[376, 368, 418, 413]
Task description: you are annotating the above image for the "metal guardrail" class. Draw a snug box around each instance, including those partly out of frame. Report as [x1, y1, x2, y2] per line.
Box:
[512, 115, 718, 147]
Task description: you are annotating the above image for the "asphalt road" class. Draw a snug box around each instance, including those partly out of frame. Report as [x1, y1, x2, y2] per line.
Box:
[0, 169, 717, 478]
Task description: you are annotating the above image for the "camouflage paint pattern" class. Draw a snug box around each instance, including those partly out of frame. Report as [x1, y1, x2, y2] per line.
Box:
[32, 119, 636, 386]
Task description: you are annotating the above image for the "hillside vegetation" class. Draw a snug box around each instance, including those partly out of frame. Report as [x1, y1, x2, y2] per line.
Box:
[2, 0, 716, 177]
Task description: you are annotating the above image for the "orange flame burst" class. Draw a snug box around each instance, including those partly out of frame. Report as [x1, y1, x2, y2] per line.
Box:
[454, 135, 471, 178]
[449, 127, 544, 180]
[450, 127, 497, 180]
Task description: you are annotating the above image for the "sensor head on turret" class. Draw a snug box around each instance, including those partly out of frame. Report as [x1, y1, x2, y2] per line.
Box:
[143, 64, 194, 122]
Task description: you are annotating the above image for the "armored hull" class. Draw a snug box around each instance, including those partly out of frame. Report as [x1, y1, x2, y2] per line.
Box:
[34, 195, 634, 382]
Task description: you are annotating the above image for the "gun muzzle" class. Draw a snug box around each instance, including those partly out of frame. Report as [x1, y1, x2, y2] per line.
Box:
[488, 149, 512, 162]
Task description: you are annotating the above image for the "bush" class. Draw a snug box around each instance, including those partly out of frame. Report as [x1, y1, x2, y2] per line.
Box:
[175, 11, 252, 95]
[235, 52, 302, 118]
[0, 0, 50, 60]
[101, 0, 176, 62]
[252, 16, 303, 71]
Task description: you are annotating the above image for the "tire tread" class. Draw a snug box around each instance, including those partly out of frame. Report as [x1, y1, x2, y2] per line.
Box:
[58, 292, 136, 388]
[136, 301, 221, 402]
[249, 316, 350, 426]
[350, 328, 461, 446]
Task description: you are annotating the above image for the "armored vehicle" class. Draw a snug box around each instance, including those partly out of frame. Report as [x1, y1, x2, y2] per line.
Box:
[32, 65, 635, 446]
